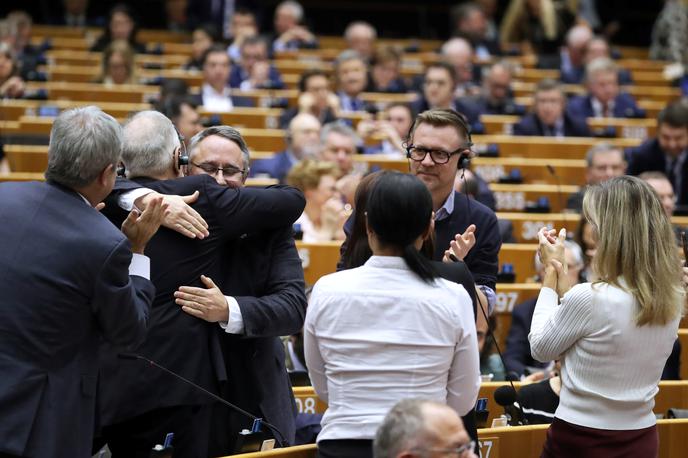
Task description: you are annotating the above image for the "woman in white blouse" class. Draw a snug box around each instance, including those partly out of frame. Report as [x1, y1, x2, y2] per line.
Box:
[304, 172, 480, 458]
[531, 176, 684, 458]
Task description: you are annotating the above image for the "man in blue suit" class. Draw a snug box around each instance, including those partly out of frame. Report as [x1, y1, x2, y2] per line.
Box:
[0, 106, 160, 458]
[566, 57, 645, 121]
[193, 45, 254, 112]
[229, 36, 285, 90]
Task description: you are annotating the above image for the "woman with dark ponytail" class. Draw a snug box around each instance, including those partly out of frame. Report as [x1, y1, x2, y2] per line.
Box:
[304, 172, 480, 458]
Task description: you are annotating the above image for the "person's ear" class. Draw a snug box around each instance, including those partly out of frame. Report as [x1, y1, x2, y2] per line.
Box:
[99, 163, 115, 186]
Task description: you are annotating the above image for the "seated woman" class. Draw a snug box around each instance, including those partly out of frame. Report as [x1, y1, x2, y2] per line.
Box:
[0, 42, 25, 99]
[185, 24, 217, 71]
[97, 40, 136, 85]
[305, 172, 480, 458]
[286, 159, 349, 243]
[90, 4, 145, 53]
[531, 176, 684, 458]
[366, 46, 407, 93]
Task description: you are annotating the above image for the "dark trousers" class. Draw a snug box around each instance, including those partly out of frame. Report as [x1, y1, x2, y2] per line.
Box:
[541, 417, 658, 458]
[100, 404, 212, 458]
[317, 439, 373, 458]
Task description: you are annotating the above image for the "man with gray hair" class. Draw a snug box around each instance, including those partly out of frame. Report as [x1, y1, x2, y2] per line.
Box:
[177, 125, 308, 455]
[334, 50, 370, 112]
[565, 143, 626, 212]
[272, 0, 317, 52]
[0, 106, 161, 458]
[319, 121, 361, 176]
[374, 399, 477, 458]
[97, 111, 306, 456]
[344, 21, 377, 61]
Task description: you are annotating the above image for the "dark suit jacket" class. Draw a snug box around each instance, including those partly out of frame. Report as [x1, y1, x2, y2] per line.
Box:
[566, 92, 645, 120]
[250, 150, 295, 183]
[512, 112, 592, 137]
[503, 298, 549, 377]
[627, 138, 688, 205]
[560, 67, 633, 85]
[191, 91, 255, 109]
[0, 181, 154, 457]
[99, 175, 305, 426]
[469, 95, 526, 117]
[229, 65, 285, 89]
[217, 225, 307, 445]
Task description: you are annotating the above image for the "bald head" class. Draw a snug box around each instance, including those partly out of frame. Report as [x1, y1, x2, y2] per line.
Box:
[122, 110, 180, 179]
[441, 38, 474, 83]
[289, 112, 321, 158]
[345, 21, 377, 59]
[566, 25, 593, 65]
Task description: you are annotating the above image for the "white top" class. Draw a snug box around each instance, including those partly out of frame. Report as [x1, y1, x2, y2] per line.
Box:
[201, 83, 235, 112]
[304, 255, 480, 442]
[529, 282, 681, 430]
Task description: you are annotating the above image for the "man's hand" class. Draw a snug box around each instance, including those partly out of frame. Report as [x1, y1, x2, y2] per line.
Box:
[174, 275, 229, 322]
[137, 191, 209, 239]
[443, 224, 476, 262]
[121, 195, 167, 254]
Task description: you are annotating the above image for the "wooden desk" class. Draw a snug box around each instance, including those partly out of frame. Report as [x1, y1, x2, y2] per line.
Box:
[471, 135, 641, 160]
[295, 241, 342, 286]
[0, 99, 150, 122]
[25, 81, 159, 104]
[490, 183, 579, 213]
[482, 114, 656, 139]
[224, 444, 316, 458]
[0, 172, 45, 182]
[498, 244, 538, 284]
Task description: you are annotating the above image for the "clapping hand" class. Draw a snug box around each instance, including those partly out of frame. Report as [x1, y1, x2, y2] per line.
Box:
[121, 195, 168, 254]
[443, 224, 477, 263]
[538, 227, 567, 272]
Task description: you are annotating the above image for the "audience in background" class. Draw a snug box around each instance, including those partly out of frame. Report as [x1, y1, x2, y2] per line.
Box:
[165, 0, 189, 32]
[539, 23, 591, 72]
[640, 171, 677, 219]
[185, 24, 217, 70]
[0, 42, 25, 98]
[334, 50, 370, 113]
[453, 2, 501, 59]
[98, 40, 136, 85]
[367, 46, 407, 93]
[359, 102, 413, 156]
[287, 159, 348, 243]
[440, 37, 480, 97]
[319, 122, 361, 176]
[561, 35, 633, 85]
[91, 4, 145, 53]
[279, 69, 339, 128]
[195, 44, 253, 112]
[566, 57, 644, 120]
[157, 95, 203, 148]
[344, 21, 377, 62]
[5, 11, 42, 80]
[479, 315, 506, 381]
[469, 61, 525, 116]
[649, 0, 688, 67]
[566, 143, 626, 212]
[513, 79, 591, 137]
[271, 0, 317, 52]
[229, 36, 285, 90]
[627, 100, 688, 206]
[252, 112, 322, 182]
[51, 0, 100, 28]
[500, 0, 564, 55]
[225, 8, 259, 62]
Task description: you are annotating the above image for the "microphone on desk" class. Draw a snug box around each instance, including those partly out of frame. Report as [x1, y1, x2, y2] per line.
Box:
[117, 353, 287, 448]
[546, 164, 565, 214]
[494, 385, 528, 426]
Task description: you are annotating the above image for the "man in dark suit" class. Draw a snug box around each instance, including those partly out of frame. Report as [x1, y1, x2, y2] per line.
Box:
[627, 101, 688, 205]
[468, 62, 525, 117]
[0, 106, 159, 458]
[193, 45, 254, 112]
[513, 79, 592, 137]
[560, 36, 633, 85]
[566, 57, 645, 121]
[251, 112, 322, 182]
[278, 69, 339, 129]
[175, 125, 307, 454]
[229, 36, 285, 90]
[566, 143, 626, 212]
[97, 112, 305, 457]
[452, 3, 501, 58]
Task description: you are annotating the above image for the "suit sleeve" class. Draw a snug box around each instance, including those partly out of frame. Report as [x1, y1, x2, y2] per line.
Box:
[503, 303, 532, 377]
[92, 238, 155, 348]
[465, 209, 501, 291]
[208, 182, 305, 239]
[234, 227, 307, 337]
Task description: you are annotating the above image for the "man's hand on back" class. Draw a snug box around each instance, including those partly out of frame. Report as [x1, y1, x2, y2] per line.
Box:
[136, 191, 209, 239]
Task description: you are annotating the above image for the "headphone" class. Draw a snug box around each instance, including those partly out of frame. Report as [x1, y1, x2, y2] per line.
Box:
[175, 127, 189, 169]
[405, 109, 473, 170]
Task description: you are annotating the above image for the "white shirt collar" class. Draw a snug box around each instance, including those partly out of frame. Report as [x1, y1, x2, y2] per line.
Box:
[202, 83, 234, 112]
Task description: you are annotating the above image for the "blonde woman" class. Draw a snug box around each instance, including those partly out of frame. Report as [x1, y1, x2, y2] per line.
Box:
[530, 175, 684, 457]
[98, 40, 136, 85]
[499, 0, 561, 54]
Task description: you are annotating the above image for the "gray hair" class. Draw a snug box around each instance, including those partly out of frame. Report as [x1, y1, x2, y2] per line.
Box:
[188, 125, 251, 172]
[45, 106, 123, 188]
[374, 399, 438, 458]
[344, 21, 377, 41]
[122, 110, 179, 178]
[334, 49, 365, 71]
[276, 1, 304, 21]
[534, 239, 584, 273]
[585, 142, 624, 167]
[320, 121, 361, 146]
[585, 57, 617, 82]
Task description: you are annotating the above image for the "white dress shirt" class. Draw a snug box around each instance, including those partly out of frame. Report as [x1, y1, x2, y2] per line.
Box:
[304, 255, 480, 442]
[591, 97, 615, 118]
[202, 83, 235, 113]
[530, 282, 680, 430]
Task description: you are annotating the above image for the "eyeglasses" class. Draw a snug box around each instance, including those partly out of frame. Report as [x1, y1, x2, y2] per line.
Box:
[415, 440, 476, 457]
[191, 162, 247, 178]
[406, 144, 472, 164]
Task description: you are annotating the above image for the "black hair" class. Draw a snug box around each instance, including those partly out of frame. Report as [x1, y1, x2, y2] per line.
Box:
[193, 23, 220, 43]
[201, 44, 230, 67]
[426, 61, 457, 85]
[658, 100, 688, 129]
[104, 3, 139, 45]
[156, 94, 198, 122]
[366, 172, 438, 283]
[298, 69, 330, 92]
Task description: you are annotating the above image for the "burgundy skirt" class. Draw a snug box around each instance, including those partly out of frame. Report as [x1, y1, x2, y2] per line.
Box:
[541, 417, 658, 458]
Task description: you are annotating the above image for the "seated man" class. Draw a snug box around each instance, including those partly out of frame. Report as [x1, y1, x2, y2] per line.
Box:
[440, 37, 481, 97]
[251, 112, 322, 182]
[453, 2, 500, 59]
[156, 95, 203, 149]
[561, 36, 633, 85]
[229, 36, 284, 90]
[513, 79, 591, 137]
[270, 0, 317, 52]
[640, 171, 686, 246]
[279, 69, 340, 128]
[359, 102, 413, 156]
[468, 61, 525, 116]
[504, 241, 584, 379]
[319, 122, 361, 177]
[225, 8, 259, 62]
[367, 46, 408, 93]
[334, 50, 370, 113]
[194, 45, 253, 112]
[566, 57, 645, 120]
[538, 24, 592, 72]
[344, 21, 377, 62]
[627, 100, 688, 205]
[566, 143, 626, 212]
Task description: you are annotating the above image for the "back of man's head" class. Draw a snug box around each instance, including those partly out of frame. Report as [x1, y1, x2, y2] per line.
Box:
[45, 106, 122, 189]
[122, 110, 179, 179]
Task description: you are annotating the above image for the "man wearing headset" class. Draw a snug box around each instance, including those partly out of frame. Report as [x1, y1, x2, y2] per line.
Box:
[96, 111, 305, 457]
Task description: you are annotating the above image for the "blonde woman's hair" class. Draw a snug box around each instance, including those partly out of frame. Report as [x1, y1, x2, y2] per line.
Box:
[286, 159, 337, 192]
[582, 175, 685, 326]
[99, 39, 136, 84]
[500, 0, 558, 45]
